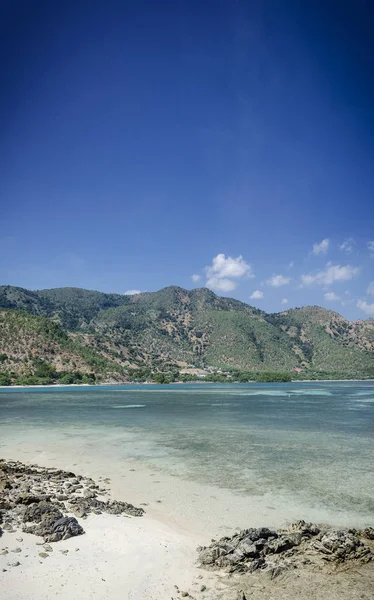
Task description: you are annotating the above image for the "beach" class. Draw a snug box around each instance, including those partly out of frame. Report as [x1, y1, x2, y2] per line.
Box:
[1, 382, 374, 598]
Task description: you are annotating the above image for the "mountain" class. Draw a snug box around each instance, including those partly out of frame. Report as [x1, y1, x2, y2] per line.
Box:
[0, 309, 125, 380]
[0, 285, 373, 381]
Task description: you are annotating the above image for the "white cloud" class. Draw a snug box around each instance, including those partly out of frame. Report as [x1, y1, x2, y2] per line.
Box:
[312, 238, 329, 255]
[324, 292, 340, 301]
[368, 241, 374, 256]
[301, 263, 360, 286]
[205, 253, 254, 293]
[191, 274, 201, 282]
[206, 276, 236, 292]
[281, 298, 288, 305]
[357, 299, 374, 316]
[266, 274, 291, 287]
[124, 289, 142, 295]
[367, 281, 374, 295]
[340, 238, 354, 253]
[250, 290, 264, 300]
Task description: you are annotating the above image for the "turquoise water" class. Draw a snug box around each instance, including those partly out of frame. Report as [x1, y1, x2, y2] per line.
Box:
[1, 382, 373, 523]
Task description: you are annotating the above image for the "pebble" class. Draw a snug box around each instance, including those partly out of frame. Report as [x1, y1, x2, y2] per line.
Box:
[43, 544, 53, 552]
[59, 549, 69, 555]
[200, 585, 207, 592]
[0, 550, 9, 555]
[16, 537, 23, 542]
[8, 561, 20, 567]
[39, 552, 49, 559]
[11, 548, 22, 553]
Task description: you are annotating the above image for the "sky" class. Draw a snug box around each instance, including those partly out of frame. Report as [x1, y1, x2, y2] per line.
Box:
[1, 0, 373, 320]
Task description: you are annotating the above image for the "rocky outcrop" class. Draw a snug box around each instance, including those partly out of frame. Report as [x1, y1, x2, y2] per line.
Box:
[198, 520, 373, 577]
[0, 459, 144, 544]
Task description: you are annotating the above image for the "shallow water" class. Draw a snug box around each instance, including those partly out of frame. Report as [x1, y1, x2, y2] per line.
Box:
[1, 382, 373, 526]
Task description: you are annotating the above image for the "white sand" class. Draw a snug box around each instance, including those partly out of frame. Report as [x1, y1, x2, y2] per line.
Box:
[0, 513, 216, 600]
[1, 427, 373, 599]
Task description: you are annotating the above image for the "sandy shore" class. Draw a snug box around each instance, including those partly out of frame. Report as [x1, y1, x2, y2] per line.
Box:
[1, 512, 214, 600]
[1, 444, 374, 600]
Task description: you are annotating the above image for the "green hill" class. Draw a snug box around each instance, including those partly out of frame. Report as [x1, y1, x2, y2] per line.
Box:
[0, 309, 126, 383]
[0, 285, 373, 381]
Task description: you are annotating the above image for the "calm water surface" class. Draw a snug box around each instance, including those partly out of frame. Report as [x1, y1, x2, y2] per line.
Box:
[1, 382, 373, 522]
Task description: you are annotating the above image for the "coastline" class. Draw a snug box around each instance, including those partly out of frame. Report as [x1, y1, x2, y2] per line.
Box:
[1, 452, 374, 600]
[2, 382, 373, 598]
[1, 378, 374, 390]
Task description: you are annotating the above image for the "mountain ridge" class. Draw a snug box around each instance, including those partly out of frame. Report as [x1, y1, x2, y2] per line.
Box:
[0, 284, 373, 381]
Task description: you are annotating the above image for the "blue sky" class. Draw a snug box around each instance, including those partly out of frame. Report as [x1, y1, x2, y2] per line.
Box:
[1, 1, 373, 320]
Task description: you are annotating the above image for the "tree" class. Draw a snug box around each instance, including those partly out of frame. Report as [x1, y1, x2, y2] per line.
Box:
[153, 373, 168, 384]
[0, 372, 11, 386]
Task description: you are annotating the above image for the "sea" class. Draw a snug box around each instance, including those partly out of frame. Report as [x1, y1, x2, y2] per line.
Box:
[1, 381, 373, 530]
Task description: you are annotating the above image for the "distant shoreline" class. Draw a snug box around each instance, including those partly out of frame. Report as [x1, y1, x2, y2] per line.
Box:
[1, 378, 374, 390]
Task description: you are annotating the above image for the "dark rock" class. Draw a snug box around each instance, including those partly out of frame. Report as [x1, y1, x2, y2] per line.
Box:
[24, 501, 62, 524]
[266, 535, 298, 554]
[15, 494, 44, 505]
[198, 521, 373, 575]
[46, 516, 84, 542]
[362, 527, 374, 540]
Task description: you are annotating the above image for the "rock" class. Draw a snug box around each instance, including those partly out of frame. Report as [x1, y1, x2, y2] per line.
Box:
[59, 549, 69, 554]
[83, 489, 96, 499]
[24, 501, 62, 524]
[8, 561, 20, 567]
[362, 527, 374, 540]
[2, 523, 13, 531]
[236, 540, 259, 558]
[0, 549, 9, 555]
[197, 521, 373, 575]
[11, 547, 22, 553]
[266, 535, 297, 554]
[200, 584, 206, 592]
[236, 592, 247, 600]
[15, 494, 44, 505]
[16, 537, 23, 542]
[43, 544, 53, 552]
[45, 516, 84, 542]
[39, 552, 49, 558]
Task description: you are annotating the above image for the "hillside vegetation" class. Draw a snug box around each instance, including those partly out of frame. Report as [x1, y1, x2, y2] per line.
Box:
[0, 285, 373, 382]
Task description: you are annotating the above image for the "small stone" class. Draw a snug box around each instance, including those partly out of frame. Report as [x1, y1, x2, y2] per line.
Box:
[59, 549, 69, 555]
[181, 592, 189, 598]
[200, 585, 206, 592]
[8, 561, 20, 567]
[11, 548, 22, 553]
[43, 544, 53, 552]
[16, 537, 23, 542]
[2, 523, 13, 531]
[39, 552, 49, 559]
[0, 550, 9, 555]
[75, 548, 80, 552]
